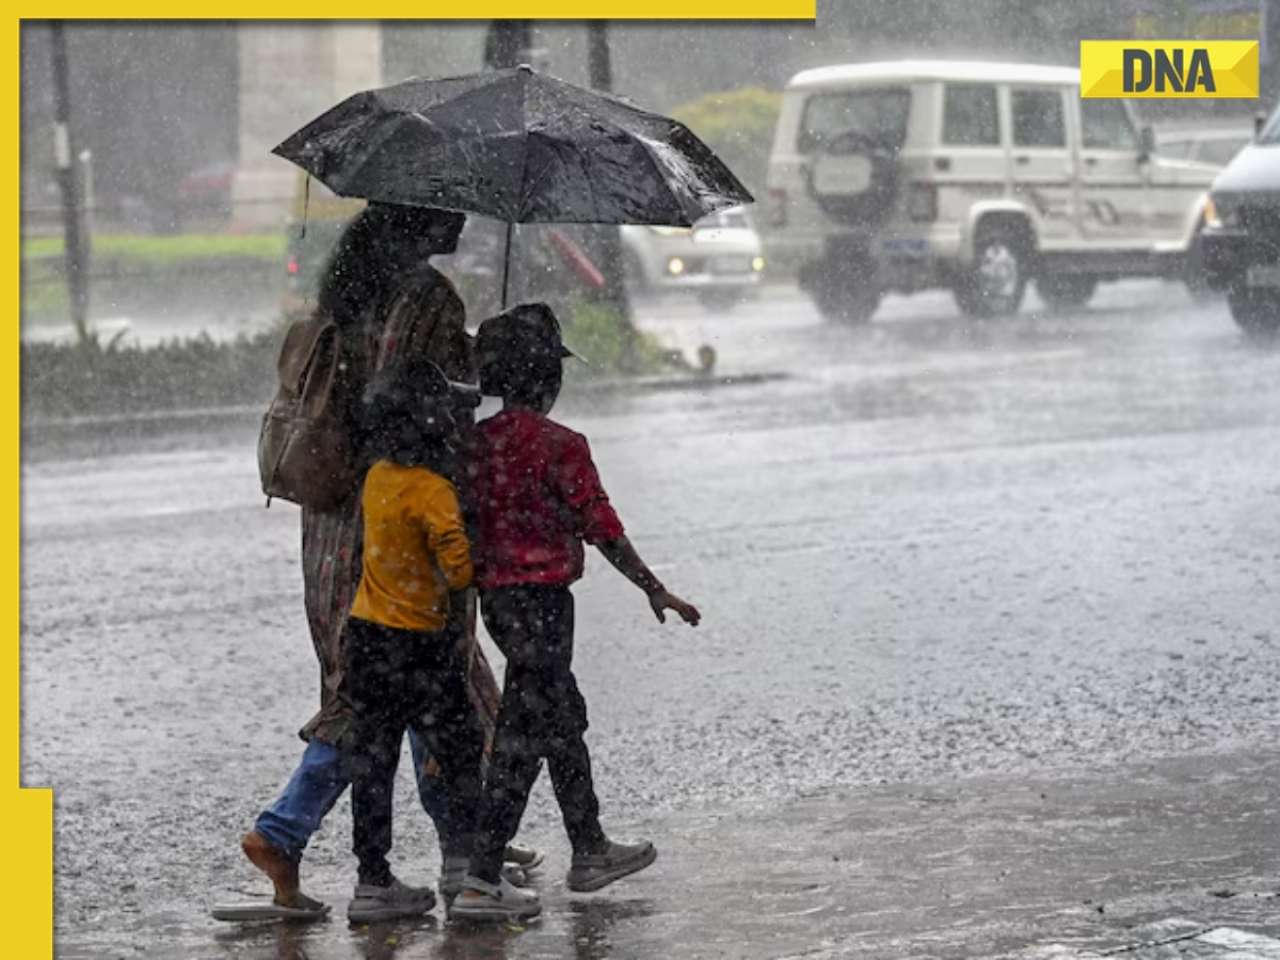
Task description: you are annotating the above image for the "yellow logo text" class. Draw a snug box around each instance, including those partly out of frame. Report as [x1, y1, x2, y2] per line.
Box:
[1080, 40, 1259, 99]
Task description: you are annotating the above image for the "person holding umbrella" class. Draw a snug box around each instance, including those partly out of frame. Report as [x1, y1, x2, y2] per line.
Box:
[267, 63, 749, 922]
[238, 203, 541, 924]
[448, 303, 702, 921]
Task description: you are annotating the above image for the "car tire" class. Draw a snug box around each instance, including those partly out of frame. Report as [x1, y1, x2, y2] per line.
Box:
[955, 226, 1030, 318]
[1036, 274, 1098, 310]
[805, 254, 882, 324]
[1227, 286, 1280, 341]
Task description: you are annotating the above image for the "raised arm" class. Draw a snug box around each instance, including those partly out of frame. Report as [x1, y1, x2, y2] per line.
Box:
[595, 536, 701, 626]
[552, 433, 700, 626]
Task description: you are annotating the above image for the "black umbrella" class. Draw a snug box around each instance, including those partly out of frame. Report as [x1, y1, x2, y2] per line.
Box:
[273, 65, 753, 307]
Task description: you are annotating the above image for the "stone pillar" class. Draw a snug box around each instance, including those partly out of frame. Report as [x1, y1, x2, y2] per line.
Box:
[232, 22, 382, 229]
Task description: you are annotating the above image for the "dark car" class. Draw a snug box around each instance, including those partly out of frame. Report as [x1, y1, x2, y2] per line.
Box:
[1200, 107, 1280, 338]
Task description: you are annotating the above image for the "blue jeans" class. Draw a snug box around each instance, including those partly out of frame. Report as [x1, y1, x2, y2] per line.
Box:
[254, 731, 450, 862]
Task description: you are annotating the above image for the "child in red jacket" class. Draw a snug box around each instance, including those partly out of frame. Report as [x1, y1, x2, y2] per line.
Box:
[450, 303, 701, 922]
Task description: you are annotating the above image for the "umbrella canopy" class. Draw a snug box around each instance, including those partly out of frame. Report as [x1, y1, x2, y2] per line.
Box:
[272, 65, 753, 229]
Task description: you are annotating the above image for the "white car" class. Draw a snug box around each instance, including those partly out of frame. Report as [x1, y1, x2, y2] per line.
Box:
[765, 60, 1221, 322]
[621, 206, 765, 309]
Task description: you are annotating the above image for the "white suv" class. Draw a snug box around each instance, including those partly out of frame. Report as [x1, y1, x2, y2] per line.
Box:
[765, 60, 1220, 321]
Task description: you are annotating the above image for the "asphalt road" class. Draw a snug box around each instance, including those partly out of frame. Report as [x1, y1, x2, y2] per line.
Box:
[21, 281, 1280, 958]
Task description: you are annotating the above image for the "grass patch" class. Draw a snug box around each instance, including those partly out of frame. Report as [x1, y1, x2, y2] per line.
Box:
[23, 232, 286, 266]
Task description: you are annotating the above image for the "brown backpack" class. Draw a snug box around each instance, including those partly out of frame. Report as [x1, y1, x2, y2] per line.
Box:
[257, 313, 360, 511]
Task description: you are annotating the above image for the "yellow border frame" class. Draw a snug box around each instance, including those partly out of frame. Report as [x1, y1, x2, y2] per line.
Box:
[24, 4, 816, 17]
[7, 17, 54, 958]
[8, 9, 814, 954]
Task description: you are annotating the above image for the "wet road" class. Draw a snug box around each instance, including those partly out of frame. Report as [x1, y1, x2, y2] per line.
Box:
[21, 282, 1280, 957]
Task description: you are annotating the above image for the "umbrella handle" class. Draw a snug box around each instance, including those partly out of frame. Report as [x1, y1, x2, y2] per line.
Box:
[501, 221, 514, 311]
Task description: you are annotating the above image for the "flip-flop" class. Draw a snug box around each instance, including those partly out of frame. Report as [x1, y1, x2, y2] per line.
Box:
[211, 894, 330, 923]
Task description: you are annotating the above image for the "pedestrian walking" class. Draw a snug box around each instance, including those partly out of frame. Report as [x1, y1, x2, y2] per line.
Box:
[239, 204, 539, 921]
[449, 303, 701, 922]
[338, 356, 539, 923]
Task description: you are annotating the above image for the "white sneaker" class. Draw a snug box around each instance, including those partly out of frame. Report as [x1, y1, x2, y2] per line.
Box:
[347, 876, 435, 923]
[448, 874, 541, 922]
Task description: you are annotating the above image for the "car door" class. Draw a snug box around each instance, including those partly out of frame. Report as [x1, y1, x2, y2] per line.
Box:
[1077, 98, 1148, 246]
[1008, 84, 1078, 247]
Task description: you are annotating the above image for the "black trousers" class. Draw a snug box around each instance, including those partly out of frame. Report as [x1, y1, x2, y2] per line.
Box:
[343, 617, 485, 886]
[471, 585, 606, 883]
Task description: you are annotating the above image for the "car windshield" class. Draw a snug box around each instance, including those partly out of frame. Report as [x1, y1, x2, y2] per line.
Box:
[798, 87, 911, 153]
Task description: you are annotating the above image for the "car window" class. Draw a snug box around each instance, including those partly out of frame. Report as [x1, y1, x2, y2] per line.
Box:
[1081, 100, 1139, 151]
[1011, 88, 1066, 148]
[1197, 138, 1247, 166]
[798, 87, 912, 153]
[1159, 138, 1192, 159]
[942, 83, 1000, 146]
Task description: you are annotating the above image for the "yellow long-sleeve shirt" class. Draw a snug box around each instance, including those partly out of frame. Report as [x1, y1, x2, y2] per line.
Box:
[350, 460, 473, 632]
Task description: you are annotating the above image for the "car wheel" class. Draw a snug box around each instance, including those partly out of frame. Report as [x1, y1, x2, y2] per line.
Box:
[806, 255, 882, 324]
[1227, 286, 1280, 341]
[1036, 274, 1098, 310]
[955, 227, 1029, 318]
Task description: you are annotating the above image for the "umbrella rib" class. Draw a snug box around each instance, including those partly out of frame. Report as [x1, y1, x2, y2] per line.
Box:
[514, 75, 533, 223]
[633, 132, 696, 227]
[519, 131, 567, 220]
[514, 129, 532, 223]
[324, 113, 417, 197]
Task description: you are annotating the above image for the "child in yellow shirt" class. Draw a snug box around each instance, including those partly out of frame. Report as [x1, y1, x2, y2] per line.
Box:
[340, 358, 524, 922]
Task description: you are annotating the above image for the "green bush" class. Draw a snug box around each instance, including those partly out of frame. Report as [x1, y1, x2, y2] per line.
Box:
[562, 300, 673, 377]
[671, 86, 783, 199]
[21, 332, 279, 421]
[21, 300, 686, 422]
[23, 232, 286, 267]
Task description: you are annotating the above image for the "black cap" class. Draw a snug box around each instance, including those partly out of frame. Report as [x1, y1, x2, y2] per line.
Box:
[475, 302, 579, 397]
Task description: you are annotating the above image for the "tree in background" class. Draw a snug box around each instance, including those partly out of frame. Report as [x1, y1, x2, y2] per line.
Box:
[670, 87, 782, 200]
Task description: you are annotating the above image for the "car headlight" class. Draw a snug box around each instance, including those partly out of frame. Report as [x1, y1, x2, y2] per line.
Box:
[1203, 196, 1222, 229]
[752, 256, 766, 273]
[1204, 195, 1239, 229]
[667, 257, 686, 276]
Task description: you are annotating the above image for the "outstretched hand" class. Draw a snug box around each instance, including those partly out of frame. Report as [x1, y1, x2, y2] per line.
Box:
[649, 589, 701, 626]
